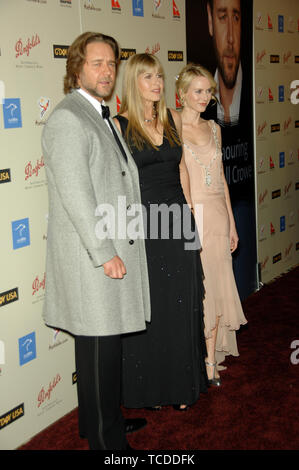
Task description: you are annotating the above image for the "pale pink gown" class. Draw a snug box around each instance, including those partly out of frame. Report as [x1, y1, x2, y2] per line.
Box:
[183, 120, 247, 368]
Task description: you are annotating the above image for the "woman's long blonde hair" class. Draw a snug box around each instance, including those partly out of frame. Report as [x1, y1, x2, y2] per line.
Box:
[119, 53, 180, 151]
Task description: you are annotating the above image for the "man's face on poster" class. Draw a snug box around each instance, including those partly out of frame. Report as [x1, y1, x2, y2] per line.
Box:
[207, 0, 241, 89]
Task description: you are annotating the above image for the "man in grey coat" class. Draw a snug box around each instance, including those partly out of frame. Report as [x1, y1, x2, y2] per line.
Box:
[42, 32, 151, 450]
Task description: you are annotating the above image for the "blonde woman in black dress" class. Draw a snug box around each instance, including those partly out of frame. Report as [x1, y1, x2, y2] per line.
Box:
[114, 54, 208, 410]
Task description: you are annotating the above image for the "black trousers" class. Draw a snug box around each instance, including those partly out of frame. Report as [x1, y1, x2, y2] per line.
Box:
[74, 335, 127, 450]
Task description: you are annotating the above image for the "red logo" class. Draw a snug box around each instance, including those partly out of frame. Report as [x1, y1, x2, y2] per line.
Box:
[283, 51, 291, 64]
[270, 222, 275, 235]
[116, 95, 121, 113]
[173, 0, 180, 19]
[259, 189, 268, 205]
[269, 156, 275, 169]
[15, 34, 40, 58]
[267, 14, 273, 29]
[111, 0, 121, 11]
[25, 156, 45, 180]
[37, 374, 61, 408]
[145, 43, 160, 55]
[257, 121, 267, 136]
[284, 117, 292, 131]
[256, 50, 266, 64]
[261, 256, 269, 271]
[32, 273, 46, 296]
[268, 88, 274, 101]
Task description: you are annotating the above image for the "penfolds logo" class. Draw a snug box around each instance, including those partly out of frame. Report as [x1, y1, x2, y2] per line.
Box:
[25, 156, 44, 180]
[283, 51, 291, 64]
[37, 373, 61, 407]
[284, 117, 292, 131]
[259, 189, 268, 205]
[15, 34, 40, 58]
[256, 50, 266, 63]
[261, 256, 269, 271]
[145, 43, 160, 55]
[32, 273, 46, 296]
[257, 121, 267, 136]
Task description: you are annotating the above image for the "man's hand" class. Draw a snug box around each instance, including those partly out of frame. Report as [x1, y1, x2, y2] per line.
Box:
[103, 256, 127, 279]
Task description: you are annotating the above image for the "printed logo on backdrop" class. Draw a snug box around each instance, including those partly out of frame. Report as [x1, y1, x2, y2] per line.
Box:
[24, 155, 46, 190]
[32, 272, 46, 304]
[12, 218, 30, 249]
[260, 255, 269, 275]
[256, 86, 265, 104]
[0, 404, 24, 430]
[288, 210, 295, 228]
[283, 181, 292, 199]
[273, 253, 282, 264]
[84, 0, 102, 12]
[259, 224, 266, 242]
[168, 51, 183, 61]
[111, 0, 121, 13]
[37, 373, 62, 416]
[53, 45, 69, 59]
[26, 0, 47, 3]
[35, 97, 50, 126]
[145, 43, 160, 55]
[279, 152, 285, 168]
[15, 33, 43, 70]
[15, 34, 40, 59]
[120, 49, 136, 60]
[0, 168, 11, 184]
[280, 216, 286, 232]
[287, 16, 296, 33]
[278, 15, 284, 33]
[288, 149, 295, 166]
[2, 98, 22, 129]
[60, 0, 72, 7]
[116, 95, 121, 113]
[270, 54, 279, 64]
[152, 0, 165, 19]
[172, 0, 180, 20]
[19, 332, 36, 366]
[283, 51, 292, 68]
[257, 156, 266, 174]
[255, 12, 264, 30]
[132, 0, 144, 17]
[290, 80, 299, 104]
[266, 14, 273, 31]
[278, 85, 284, 102]
[256, 49, 267, 68]
[283, 117, 292, 136]
[256, 121, 267, 140]
[49, 329, 68, 351]
[0, 287, 19, 308]
[284, 243, 293, 261]
[258, 189, 269, 208]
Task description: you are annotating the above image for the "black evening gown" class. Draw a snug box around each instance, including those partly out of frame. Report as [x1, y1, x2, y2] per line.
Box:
[116, 112, 208, 408]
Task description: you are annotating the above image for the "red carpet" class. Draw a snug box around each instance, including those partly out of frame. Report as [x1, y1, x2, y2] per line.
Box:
[19, 266, 299, 451]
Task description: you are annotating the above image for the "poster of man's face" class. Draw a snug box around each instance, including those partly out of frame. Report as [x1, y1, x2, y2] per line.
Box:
[207, 0, 241, 89]
[206, 0, 242, 126]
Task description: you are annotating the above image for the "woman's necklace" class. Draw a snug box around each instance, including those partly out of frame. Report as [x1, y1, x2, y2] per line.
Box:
[183, 121, 219, 187]
[144, 111, 157, 123]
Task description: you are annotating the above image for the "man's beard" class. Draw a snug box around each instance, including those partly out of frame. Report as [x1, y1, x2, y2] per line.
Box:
[215, 45, 240, 89]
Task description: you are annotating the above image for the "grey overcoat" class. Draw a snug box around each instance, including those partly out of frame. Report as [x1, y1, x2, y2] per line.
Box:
[42, 90, 151, 336]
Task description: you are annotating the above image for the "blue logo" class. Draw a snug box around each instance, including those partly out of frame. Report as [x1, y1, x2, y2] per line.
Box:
[132, 0, 144, 16]
[280, 216, 285, 232]
[2, 98, 22, 129]
[12, 218, 30, 249]
[278, 85, 284, 102]
[278, 15, 284, 32]
[279, 152, 285, 168]
[19, 332, 36, 366]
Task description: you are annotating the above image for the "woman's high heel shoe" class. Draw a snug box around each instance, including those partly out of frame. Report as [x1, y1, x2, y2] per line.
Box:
[173, 405, 189, 411]
[205, 361, 221, 387]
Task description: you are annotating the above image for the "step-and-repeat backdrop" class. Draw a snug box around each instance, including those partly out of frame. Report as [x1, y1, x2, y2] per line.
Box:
[254, 0, 299, 283]
[0, 0, 186, 450]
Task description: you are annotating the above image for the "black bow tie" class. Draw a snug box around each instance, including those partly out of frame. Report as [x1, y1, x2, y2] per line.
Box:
[101, 105, 110, 120]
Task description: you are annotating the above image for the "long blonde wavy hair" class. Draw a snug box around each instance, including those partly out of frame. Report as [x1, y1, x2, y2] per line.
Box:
[119, 53, 180, 151]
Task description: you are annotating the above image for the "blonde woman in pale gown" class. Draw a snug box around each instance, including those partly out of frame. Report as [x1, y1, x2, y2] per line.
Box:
[176, 64, 247, 386]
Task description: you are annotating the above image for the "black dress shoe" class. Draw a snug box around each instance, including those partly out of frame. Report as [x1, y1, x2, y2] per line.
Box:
[125, 418, 147, 434]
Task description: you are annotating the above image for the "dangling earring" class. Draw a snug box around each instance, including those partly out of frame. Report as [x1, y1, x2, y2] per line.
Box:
[180, 96, 185, 107]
